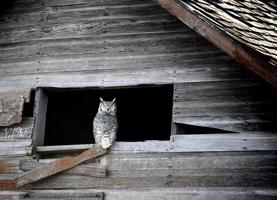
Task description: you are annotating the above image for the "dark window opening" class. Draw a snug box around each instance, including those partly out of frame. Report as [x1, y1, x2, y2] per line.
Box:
[43, 85, 173, 146]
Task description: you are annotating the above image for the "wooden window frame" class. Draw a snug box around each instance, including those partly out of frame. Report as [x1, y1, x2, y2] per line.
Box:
[32, 86, 175, 155]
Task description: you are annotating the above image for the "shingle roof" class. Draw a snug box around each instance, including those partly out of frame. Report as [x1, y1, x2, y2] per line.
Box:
[180, 0, 277, 67]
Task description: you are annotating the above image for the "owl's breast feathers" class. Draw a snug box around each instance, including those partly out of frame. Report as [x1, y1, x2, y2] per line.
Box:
[93, 113, 118, 134]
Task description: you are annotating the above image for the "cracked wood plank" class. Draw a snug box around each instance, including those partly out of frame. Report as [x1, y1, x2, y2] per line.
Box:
[0, 117, 34, 141]
[0, 90, 31, 126]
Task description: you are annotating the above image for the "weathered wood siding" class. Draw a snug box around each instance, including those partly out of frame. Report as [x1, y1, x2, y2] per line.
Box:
[173, 80, 277, 132]
[0, 90, 31, 126]
[0, 0, 276, 133]
[0, 0, 260, 90]
[0, 117, 33, 157]
[0, 0, 277, 199]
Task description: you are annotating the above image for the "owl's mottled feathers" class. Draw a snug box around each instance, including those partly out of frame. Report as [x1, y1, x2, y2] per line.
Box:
[93, 97, 117, 149]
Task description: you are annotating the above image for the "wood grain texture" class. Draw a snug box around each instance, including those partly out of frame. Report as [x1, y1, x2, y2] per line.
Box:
[27, 170, 277, 188]
[32, 88, 48, 147]
[22, 149, 277, 189]
[0, 117, 34, 141]
[0, 189, 104, 199]
[21, 159, 106, 178]
[0, 188, 276, 200]
[15, 147, 107, 189]
[33, 132, 277, 153]
[0, 160, 20, 174]
[99, 151, 277, 171]
[0, 94, 28, 126]
[0, 146, 32, 157]
[173, 80, 277, 132]
[0, 0, 276, 194]
[0, 0, 263, 93]
[106, 133, 277, 152]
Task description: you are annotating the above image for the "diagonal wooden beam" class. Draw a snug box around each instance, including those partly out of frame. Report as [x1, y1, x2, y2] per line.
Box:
[0, 147, 107, 190]
[153, 0, 277, 87]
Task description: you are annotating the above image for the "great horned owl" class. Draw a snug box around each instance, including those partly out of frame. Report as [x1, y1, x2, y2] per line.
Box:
[93, 97, 117, 149]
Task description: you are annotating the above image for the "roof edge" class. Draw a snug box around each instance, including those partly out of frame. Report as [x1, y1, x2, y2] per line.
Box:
[154, 0, 277, 87]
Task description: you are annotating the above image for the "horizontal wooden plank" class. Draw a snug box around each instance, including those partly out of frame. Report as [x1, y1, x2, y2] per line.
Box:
[44, 0, 155, 7]
[0, 140, 32, 148]
[108, 133, 277, 152]
[106, 168, 277, 178]
[1, 0, 156, 18]
[0, 52, 237, 78]
[0, 32, 209, 62]
[173, 80, 276, 95]
[25, 191, 104, 200]
[0, 52, 235, 78]
[174, 87, 276, 101]
[0, 146, 32, 157]
[0, 65, 254, 91]
[173, 104, 275, 116]
[0, 17, 185, 44]
[0, 4, 170, 29]
[21, 159, 106, 178]
[172, 133, 277, 140]
[99, 151, 277, 171]
[27, 172, 277, 188]
[0, 117, 34, 141]
[34, 133, 277, 153]
[0, 90, 31, 102]
[0, 190, 103, 199]
[173, 99, 272, 109]
[174, 79, 264, 90]
[0, 160, 20, 174]
[0, 191, 26, 200]
[1, 188, 277, 200]
[173, 115, 275, 124]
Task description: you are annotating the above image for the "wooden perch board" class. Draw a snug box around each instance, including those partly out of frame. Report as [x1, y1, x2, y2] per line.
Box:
[0, 147, 107, 190]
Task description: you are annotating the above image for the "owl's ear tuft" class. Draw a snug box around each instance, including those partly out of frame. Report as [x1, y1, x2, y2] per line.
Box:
[100, 97, 104, 102]
[112, 98, 116, 103]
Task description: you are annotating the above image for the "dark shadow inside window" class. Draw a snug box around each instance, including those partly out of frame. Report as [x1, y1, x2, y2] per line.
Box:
[44, 85, 173, 145]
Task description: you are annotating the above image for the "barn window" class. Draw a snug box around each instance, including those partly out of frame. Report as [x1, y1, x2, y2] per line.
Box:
[32, 85, 173, 152]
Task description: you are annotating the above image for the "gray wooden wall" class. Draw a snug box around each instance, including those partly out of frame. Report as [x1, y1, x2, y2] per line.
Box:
[0, 1, 277, 198]
[0, 0, 276, 133]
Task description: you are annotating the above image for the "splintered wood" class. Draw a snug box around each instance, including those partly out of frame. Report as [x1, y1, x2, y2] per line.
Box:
[0, 147, 107, 190]
[0, 90, 31, 126]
